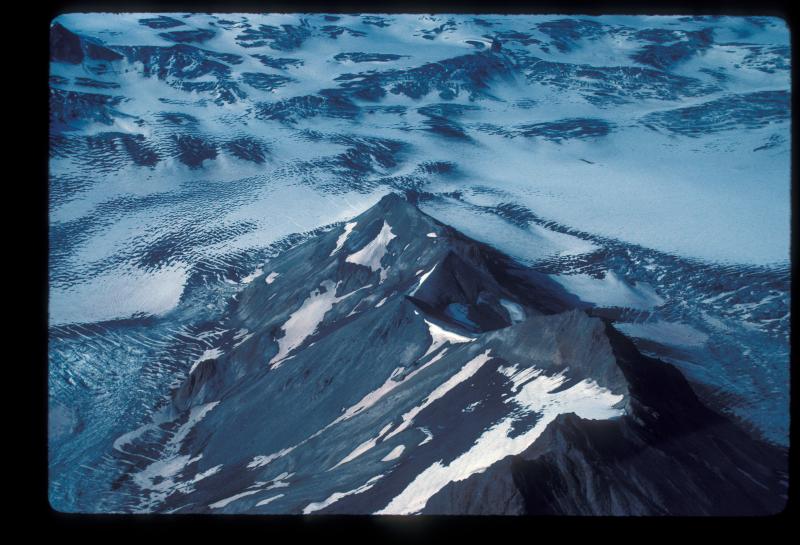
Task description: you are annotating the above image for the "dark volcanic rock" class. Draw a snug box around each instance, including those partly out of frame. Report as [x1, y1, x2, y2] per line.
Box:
[174, 135, 217, 168]
[320, 26, 367, 39]
[159, 28, 217, 44]
[139, 16, 185, 29]
[536, 18, 609, 52]
[256, 90, 359, 123]
[236, 21, 312, 50]
[631, 28, 714, 71]
[416, 104, 479, 140]
[49, 88, 128, 126]
[241, 72, 295, 92]
[517, 118, 615, 142]
[251, 55, 304, 70]
[102, 194, 787, 516]
[334, 52, 408, 63]
[113, 44, 246, 104]
[224, 137, 268, 163]
[50, 23, 124, 64]
[423, 456, 526, 514]
[334, 51, 515, 101]
[641, 90, 790, 136]
[517, 53, 720, 106]
[423, 322, 788, 515]
[73, 77, 121, 90]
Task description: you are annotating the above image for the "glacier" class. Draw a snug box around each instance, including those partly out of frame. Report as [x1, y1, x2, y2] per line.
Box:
[48, 13, 790, 514]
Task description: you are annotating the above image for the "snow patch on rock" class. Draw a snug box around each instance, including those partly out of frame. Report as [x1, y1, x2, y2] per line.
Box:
[377, 367, 624, 514]
[331, 221, 358, 256]
[346, 220, 396, 280]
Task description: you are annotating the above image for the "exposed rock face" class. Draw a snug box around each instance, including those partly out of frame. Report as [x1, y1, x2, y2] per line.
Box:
[48, 14, 790, 514]
[423, 323, 788, 515]
[103, 193, 787, 515]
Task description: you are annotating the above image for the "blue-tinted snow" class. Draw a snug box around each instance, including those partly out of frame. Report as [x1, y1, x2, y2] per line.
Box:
[49, 13, 791, 511]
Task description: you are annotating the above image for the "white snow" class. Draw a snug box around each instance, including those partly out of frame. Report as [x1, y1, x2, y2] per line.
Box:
[265, 272, 280, 285]
[421, 319, 474, 360]
[249, 471, 293, 490]
[417, 427, 434, 446]
[497, 364, 542, 393]
[345, 220, 396, 281]
[381, 444, 406, 462]
[615, 320, 709, 348]
[49, 263, 189, 326]
[499, 299, 526, 324]
[170, 402, 220, 452]
[407, 347, 451, 382]
[265, 476, 292, 490]
[324, 320, 474, 441]
[113, 421, 159, 453]
[232, 329, 254, 348]
[240, 267, 263, 284]
[377, 366, 624, 514]
[331, 372, 406, 425]
[332, 423, 394, 469]
[269, 280, 357, 368]
[375, 297, 388, 308]
[331, 221, 358, 256]
[212, 471, 293, 509]
[255, 494, 284, 507]
[131, 401, 220, 508]
[189, 347, 223, 375]
[209, 489, 260, 509]
[247, 446, 296, 469]
[409, 264, 438, 296]
[326, 321, 472, 432]
[463, 401, 481, 413]
[384, 349, 493, 442]
[303, 475, 384, 514]
[551, 271, 665, 310]
[178, 464, 223, 495]
[419, 199, 599, 266]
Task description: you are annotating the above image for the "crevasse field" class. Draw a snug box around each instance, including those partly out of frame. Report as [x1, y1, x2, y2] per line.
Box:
[49, 13, 790, 512]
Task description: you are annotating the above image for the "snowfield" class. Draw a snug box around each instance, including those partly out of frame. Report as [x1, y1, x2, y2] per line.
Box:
[49, 13, 790, 514]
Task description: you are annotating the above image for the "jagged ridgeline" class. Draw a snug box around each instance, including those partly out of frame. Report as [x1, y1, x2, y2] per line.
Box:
[49, 13, 789, 515]
[97, 194, 786, 515]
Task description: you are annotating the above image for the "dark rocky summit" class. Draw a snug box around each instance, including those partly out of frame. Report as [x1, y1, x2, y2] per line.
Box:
[107, 193, 787, 515]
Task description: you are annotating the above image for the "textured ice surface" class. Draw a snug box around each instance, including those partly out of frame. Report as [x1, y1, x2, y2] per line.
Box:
[616, 320, 710, 348]
[48, 13, 790, 512]
[551, 271, 665, 310]
[50, 13, 790, 274]
[49, 264, 189, 325]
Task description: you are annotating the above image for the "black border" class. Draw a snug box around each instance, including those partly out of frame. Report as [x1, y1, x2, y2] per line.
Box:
[33, 0, 796, 537]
